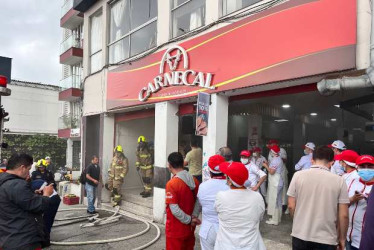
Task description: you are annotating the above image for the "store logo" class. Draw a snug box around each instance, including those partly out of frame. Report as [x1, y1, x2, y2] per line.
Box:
[139, 45, 216, 102]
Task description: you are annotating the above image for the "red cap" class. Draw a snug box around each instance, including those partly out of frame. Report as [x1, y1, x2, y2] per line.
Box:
[269, 145, 280, 154]
[240, 150, 251, 157]
[356, 155, 374, 166]
[267, 139, 279, 145]
[208, 155, 225, 174]
[219, 162, 249, 187]
[334, 150, 359, 167]
[253, 147, 261, 153]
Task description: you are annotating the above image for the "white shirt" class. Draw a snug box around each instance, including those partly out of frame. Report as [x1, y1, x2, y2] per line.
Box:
[295, 153, 312, 171]
[197, 178, 230, 240]
[214, 189, 266, 250]
[347, 178, 373, 248]
[343, 170, 360, 188]
[268, 148, 287, 163]
[251, 156, 267, 170]
[331, 161, 345, 176]
[244, 162, 267, 188]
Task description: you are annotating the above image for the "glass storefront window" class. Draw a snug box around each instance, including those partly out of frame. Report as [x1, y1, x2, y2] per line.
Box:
[109, 0, 158, 64]
[222, 0, 262, 16]
[171, 0, 205, 38]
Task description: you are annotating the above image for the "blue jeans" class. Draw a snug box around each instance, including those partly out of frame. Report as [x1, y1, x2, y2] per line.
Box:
[346, 241, 359, 250]
[85, 183, 96, 212]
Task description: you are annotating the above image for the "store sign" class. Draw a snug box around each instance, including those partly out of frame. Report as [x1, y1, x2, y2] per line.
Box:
[70, 128, 80, 137]
[139, 45, 216, 102]
[196, 93, 210, 136]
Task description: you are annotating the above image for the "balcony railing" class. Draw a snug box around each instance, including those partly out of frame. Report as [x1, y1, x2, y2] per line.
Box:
[61, 35, 83, 54]
[61, 0, 74, 17]
[60, 75, 81, 89]
[58, 114, 81, 130]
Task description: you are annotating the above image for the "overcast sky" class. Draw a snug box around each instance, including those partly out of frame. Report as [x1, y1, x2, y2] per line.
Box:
[0, 0, 61, 85]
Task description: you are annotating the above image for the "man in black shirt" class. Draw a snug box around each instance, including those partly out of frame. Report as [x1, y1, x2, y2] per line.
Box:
[85, 155, 101, 214]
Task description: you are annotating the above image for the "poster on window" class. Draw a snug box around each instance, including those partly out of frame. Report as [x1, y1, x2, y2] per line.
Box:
[196, 93, 210, 136]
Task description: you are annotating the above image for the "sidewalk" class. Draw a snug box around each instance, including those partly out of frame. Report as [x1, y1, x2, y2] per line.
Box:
[47, 204, 292, 249]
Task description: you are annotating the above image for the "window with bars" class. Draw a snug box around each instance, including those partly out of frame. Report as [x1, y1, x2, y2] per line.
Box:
[108, 0, 157, 64]
[171, 0, 205, 38]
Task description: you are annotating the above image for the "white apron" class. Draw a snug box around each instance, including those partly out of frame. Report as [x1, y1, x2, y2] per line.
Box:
[282, 164, 288, 205]
[267, 172, 281, 216]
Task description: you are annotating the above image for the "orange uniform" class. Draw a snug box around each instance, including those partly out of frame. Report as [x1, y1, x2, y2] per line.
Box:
[165, 176, 199, 250]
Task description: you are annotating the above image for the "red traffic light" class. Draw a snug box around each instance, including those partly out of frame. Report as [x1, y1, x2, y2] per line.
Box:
[0, 75, 7, 87]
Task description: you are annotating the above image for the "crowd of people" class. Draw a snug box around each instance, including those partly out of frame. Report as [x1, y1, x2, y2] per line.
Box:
[165, 139, 374, 250]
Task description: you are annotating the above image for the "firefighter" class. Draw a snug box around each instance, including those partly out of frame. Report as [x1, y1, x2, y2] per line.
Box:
[136, 136, 153, 198]
[31, 159, 56, 189]
[105, 145, 128, 206]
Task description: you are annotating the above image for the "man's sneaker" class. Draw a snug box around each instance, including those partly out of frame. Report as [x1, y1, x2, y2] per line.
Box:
[87, 210, 98, 215]
[265, 220, 278, 226]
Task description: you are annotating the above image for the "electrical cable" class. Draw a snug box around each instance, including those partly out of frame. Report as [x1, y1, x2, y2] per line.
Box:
[50, 206, 161, 249]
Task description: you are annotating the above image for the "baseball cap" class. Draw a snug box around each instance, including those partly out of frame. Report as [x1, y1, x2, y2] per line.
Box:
[219, 162, 249, 187]
[335, 150, 359, 167]
[305, 142, 315, 150]
[269, 145, 280, 154]
[240, 150, 251, 158]
[208, 155, 225, 174]
[253, 147, 261, 153]
[329, 140, 346, 150]
[267, 139, 279, 145]
[356, 155, 374, 166]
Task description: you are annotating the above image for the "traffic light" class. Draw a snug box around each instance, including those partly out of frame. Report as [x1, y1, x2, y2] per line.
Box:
[0, 75, 7, 87]
[0, 75, 11, 96]
[0, 107, 9, 122]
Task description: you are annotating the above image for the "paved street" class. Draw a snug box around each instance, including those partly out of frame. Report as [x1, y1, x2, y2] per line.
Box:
[47, 204, 292, 250]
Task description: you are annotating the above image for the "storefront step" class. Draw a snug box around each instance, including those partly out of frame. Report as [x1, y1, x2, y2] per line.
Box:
[118, 200, 154, 221]
[122, 192, 153, 209]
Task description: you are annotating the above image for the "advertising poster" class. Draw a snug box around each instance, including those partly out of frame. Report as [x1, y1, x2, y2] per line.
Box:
[196, 93, 210, 136]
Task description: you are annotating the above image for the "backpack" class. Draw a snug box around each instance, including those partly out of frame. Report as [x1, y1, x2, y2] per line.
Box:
[79, 167, 86, 184]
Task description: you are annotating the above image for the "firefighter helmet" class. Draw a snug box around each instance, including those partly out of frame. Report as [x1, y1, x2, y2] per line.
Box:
[37, 159, 47, 167]
[138, 136, 146, 143]
[114, 145, 123, 153]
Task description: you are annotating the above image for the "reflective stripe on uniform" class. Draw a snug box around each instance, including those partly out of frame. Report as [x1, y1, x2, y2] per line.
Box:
[140, 165, 153, 170]
[145, 186, 152, 190]
[115, 166, 124, 169]
[140, 154, 151, 158]
[120, 173, 125, 178]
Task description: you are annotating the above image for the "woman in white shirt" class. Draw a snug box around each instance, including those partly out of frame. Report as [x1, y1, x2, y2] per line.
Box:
[214, 161, 265, 250]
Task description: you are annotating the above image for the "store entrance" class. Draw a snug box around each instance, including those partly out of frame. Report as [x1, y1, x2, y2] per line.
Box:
[228, 88, 374, 178]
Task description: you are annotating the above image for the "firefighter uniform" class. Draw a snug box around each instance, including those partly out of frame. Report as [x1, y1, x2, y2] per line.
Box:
[136, 136, 153, 198]
[106, 146, 128, 206]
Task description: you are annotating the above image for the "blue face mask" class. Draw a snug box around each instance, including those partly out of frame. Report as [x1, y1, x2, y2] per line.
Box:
[358, 169, 374, 182]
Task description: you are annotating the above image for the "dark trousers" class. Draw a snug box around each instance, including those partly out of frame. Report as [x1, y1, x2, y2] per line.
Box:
[292, 237, 336, 250]
[194, 175, 202, 183]
[44, 194, 61, 233]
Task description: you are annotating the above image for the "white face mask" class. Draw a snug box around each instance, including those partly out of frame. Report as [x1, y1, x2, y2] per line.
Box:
[304, 149, 309, 155]
[240, 158, 249, 165]
[253, 152, 259, 157]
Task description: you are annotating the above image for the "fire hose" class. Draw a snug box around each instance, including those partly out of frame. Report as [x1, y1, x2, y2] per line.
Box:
[50, 206, 161, 249]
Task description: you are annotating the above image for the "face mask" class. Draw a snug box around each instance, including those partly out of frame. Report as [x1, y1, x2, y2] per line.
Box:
[253, 152, 259, 157]
[358, 169, 374, 182]
[304, 150, 309, 155]
[240, 158, 249, 165]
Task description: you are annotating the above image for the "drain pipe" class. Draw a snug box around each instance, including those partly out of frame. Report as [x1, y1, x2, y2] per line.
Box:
[317, 0, 374, 95]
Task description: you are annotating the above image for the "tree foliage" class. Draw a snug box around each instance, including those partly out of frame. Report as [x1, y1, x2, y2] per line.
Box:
[2, 134, 67, 169]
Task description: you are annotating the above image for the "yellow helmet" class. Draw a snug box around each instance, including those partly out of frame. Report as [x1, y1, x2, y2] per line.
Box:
[114, 145, 123, 153]
[138, 136, 146, 143]
[37, 159, 47, 167]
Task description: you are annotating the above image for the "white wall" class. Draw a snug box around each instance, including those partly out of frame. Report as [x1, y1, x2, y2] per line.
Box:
[116, 117, 155, 190]
[2, 83, 62, 134]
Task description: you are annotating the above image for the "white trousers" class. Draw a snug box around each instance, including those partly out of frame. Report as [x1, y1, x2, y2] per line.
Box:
[200, 226, 218, 250]
[270, 206, 282, 224]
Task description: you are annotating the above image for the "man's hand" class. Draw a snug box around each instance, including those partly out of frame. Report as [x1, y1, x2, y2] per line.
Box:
[350, 192, 364, 204]
[43, 184, 54, 197]
[94, 179, 99, 185]
[251, 186, 259, 191]
[337, 239, 345, 250]
[191, 217, 201, 227]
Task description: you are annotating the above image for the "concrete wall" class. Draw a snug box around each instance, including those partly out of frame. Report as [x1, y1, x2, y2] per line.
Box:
[116, 117, 155, 190]
[3, 83, 62, 134]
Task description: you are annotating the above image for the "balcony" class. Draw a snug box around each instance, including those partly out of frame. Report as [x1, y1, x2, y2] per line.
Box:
[59, 75, 82, 102]
[60, 36, 83, 65]
[61, 0, 83, 29]
[58, 115, 81, 139]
